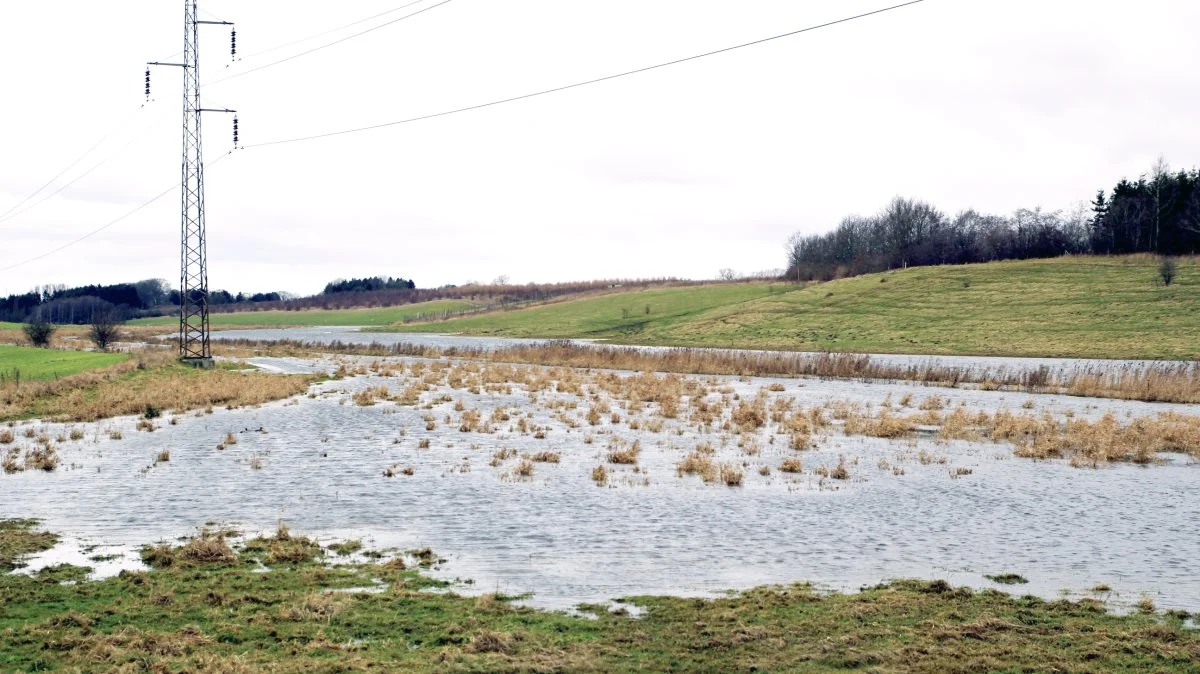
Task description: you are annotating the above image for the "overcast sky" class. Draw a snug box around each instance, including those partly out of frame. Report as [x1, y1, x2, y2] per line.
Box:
[1, 0, 1198, 296]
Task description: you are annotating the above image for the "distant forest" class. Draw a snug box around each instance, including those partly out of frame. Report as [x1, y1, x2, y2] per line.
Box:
[785, 161, 1200, 281]
[0, 280, 284, 325]
[324, 277, 415, 294]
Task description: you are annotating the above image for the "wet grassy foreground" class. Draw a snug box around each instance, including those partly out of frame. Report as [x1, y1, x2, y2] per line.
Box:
[1, 521, 1197, 673]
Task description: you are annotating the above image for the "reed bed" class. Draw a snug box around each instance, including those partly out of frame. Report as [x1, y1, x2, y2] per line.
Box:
[214, 338, 1200, 404]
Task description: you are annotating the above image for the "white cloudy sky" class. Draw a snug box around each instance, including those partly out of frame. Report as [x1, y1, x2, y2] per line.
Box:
[1, 0, 1198, 296]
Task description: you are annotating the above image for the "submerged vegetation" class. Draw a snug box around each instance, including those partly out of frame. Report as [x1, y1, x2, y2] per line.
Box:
[1, 524, 1197, 672]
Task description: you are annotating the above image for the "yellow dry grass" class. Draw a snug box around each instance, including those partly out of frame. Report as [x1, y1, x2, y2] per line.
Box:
[0, 351, 315, 422]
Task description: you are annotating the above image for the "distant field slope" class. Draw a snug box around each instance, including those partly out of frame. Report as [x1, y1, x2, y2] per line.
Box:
[0, 345, 129, 381]
[131, 299, 476, 328]
[389, 256, 1199, 360]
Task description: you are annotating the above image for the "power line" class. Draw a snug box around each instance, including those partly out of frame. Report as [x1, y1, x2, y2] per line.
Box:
[1, 1, 927, 274]
[0, 152, 234, 275]
[248, 0, 928, 149]
[0, 110, 170, 227]
[238, 0, 429, 60]
[0, 104, 148, 222]
[151, 2, 432, 80]
[205, 0, 453, 87]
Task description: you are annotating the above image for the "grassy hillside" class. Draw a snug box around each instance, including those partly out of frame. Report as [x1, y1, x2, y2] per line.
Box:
[384, 283, 785, 340]
[0, 345, 129, 382]
[131, 299, 476, 328]
[388, 256, 1200, 360]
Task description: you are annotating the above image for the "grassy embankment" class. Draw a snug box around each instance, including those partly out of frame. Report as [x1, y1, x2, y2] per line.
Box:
[130, 299, 477, 328]
[1, 521, 1196, 673]
[0, 345, 129, 382]
[386, 256, 1200, 360]
[0, 351, 315, 423]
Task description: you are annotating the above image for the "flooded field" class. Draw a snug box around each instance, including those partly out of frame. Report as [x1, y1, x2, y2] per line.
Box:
[3, 349, 1198, 613]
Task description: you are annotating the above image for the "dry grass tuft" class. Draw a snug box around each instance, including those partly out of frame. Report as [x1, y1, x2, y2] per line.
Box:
[719, 463, 743, 486]
[606, 439, 641, 465]
[591, 464, 608, 486]
[844, 411, 914, 439]
[468, 630, 515, 654]
[23, 445, 59, 472]
[779, 458, 804, 473]
[352, 386, 390, 406]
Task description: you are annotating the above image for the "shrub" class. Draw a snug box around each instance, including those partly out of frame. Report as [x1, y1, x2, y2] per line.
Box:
[1158, 256, 1177, 286]
[23, 320, 56, 348]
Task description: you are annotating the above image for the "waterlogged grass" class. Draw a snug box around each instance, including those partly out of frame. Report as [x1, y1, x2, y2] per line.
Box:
[0, 520, 58, 571]
[0, 351, 315, 422]
[0, 525, 1196, 672]
[130, 299, 477, 328]
[0, 345, 129, 382]
[388, 282, 787, 341]
[389, 256, 1200, 359]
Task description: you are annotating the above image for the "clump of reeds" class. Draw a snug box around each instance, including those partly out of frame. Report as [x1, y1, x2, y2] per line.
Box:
[23, 445, 59, 472]
[156, 449, 170, 463]
[731, 395, 768, 431]
[142, 534, 237, 568]
[3, 447, 22, 473]
[352, 386, 390, 406]
[458, 409, 482, 432]
[829, 455, 850, 480]
[0, 429, 12, 444]
[607, 439, 641, 465]
[384, 464, 414, 477]
[843, 411, 914, 439]
[223, 432, 238, 446]
[676, 450, 717, 483]
[530, 451, 560, 463]
[591, 465, 608, 486]
[719, 463, 743, 487]
[490, 448, 517, 467]
[418, 438, 431, 449]
[780, 458, 804, 473]
[513, 459, 535, 478]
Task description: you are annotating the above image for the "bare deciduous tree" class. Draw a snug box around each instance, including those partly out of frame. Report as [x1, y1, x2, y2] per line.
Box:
[89, 310, 123, 351]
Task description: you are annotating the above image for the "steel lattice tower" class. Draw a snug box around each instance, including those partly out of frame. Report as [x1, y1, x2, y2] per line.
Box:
[179, 0, 210, 363]
[148, 1, 236, 365]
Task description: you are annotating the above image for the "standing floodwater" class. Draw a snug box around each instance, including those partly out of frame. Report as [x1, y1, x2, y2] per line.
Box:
[4, 354, 1198, 612]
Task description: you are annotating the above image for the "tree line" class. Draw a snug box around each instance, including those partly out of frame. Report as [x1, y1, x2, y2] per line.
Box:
[323, 276, 416, 294]
[0, 279, 286, 325]
[785, 161, 1200, 281]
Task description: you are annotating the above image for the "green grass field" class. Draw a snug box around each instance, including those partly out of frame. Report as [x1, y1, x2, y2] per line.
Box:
[0, 322, 22, 331]
[130, 299, 476, 328]
[386, 256, 1200, 360]
[0, 345, 129, 382]
[384, 283, 784, 339]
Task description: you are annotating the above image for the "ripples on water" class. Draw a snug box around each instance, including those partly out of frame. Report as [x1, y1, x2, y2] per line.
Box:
[4, 350, 1198, 612]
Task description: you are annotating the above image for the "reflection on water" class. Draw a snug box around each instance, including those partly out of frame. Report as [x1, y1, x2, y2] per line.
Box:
[4, 355, 1198, 612]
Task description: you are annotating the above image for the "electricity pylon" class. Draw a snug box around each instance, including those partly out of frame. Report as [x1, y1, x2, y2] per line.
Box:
[147, 1, 237, 366]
